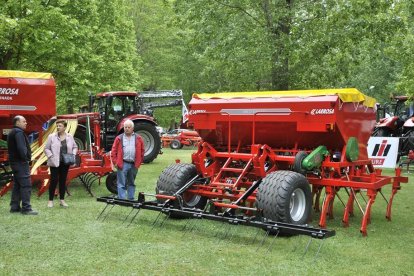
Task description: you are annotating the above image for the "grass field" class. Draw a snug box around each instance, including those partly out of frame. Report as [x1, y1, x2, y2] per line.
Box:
[1, 148, 414, 275]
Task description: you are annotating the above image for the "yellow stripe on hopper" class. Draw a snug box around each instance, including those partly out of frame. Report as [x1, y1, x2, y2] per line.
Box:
[193, 88, 376, 108]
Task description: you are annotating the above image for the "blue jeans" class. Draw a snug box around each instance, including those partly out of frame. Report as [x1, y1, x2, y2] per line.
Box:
[116, 162, 138, 200]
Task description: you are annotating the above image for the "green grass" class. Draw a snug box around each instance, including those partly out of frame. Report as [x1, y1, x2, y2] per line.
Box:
[1, 148, 414, 275]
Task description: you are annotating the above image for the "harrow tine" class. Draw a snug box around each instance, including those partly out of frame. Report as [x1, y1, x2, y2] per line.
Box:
[218, 223, 232, 241]
[127, 209, 141, 227]
[302, 237, 313, 258]
[101, 204, 115, 221]
[96, 203, 111, 220]
[379, 190, 389, 205]
[181, 218, 192, 232]
[266, 229, 279, 252]
[187, 219, 197, 233]
[214, 221, 227, 237]
[158, 212, 171, 228]
[250, 227, 262, 245]
[226, 224, 238, 242]
[292, 235, 304, 252]
[313, 238, 326, 261]
[122, 208, 135, 224]
[216, 222, 235, 246]
[151, 211, 164, 229]
[256, 230, 270, 251]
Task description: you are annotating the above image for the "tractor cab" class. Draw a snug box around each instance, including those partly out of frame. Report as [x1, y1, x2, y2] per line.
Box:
[95, 91, 138, 150]
[96, 92, 138, 131]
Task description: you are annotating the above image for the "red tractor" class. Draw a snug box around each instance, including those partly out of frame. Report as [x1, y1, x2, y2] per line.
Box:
[373, 95, 414, 156]
[76, 90, 184, 164]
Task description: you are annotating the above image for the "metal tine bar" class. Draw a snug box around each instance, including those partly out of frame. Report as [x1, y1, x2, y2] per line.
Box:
[292, 235, 304, 252]
[158, 212, 171, 228]
[351, 188, 365, 215]
[181, 217, 193, 232]
[256, 230, 270, 251]
[379, 190, 389, 205]
[127, 209, 141, 227]
[335, 190, 346, 207]
[96, 203, 111, 220]
[222, 223, 233, 239]
[266, 229, 279, 252]
[101, 204, 116, 221]
[302, 237, 313, 258]
[217, 223, 232, 243]
[151, 211, 164, 229]
[250, 227, 262, 245]
[226, 222, 240, 243]
[187, 219, 198, 233]
[214, 221, 228, 237]
[359, 190, 368, 204]
[222, 223, 233, 240]
[313, 239, 326, 261]
[122, 208, 135, 224]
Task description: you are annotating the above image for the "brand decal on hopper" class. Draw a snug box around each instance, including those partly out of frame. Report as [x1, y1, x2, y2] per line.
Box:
[310, 108, 334, 115]
[0, 88, 19, 95]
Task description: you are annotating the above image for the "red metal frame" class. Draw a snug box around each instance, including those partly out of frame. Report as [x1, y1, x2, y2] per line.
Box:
[180, 92, 408, 236]
[0, 115, 113, 197]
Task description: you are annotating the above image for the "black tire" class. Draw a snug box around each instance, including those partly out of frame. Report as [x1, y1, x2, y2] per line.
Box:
[105, 172, 117, 194]
[293, 151, 308, 175]
[156, 163, 207, 218]
[74, 127, 86, 151]
[373, 128, 390, 137]
[401, 129, 414, 156]
[170, 139, 182, 149]
[256, 171, 312, 225]
[134, 122, 161, 164]
[74, 124, 94, 151]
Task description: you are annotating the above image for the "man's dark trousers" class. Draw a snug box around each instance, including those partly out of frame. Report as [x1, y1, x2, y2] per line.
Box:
[10, 161, 32, 212]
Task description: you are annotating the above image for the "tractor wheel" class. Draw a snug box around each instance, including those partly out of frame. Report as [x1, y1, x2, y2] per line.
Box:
[105, 172, 117, 194]
[170, 139, 182, 149]
[134, 122, 161, 164]
[401, 129, 414, 156]
[74, 126, 86, 150]
[293, 151, 308, 175]
[256, 170, 312, 226]
[156, 163, 206, 218]
[74, 124, 94, 151]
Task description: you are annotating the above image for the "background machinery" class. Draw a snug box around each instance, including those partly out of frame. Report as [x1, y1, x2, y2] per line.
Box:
[373, 95, 414, 158]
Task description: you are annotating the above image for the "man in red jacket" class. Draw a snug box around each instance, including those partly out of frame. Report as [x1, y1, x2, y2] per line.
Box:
[110, 120, 145, 200]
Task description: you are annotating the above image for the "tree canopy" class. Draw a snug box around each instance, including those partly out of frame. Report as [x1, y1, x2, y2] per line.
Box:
[1, 0, 413, 116]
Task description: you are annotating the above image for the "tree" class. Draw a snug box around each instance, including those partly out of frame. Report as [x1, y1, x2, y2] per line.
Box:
[0, 0, 141, 113]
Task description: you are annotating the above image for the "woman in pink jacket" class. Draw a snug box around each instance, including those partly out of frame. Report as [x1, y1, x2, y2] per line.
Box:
[44, 119, 77, 208]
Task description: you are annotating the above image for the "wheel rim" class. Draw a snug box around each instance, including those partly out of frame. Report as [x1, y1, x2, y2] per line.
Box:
[172, 141, 179, 149]
[290, 188, 306, 222]
[136, 130, 154, 156]
[183, 192, 202, 207]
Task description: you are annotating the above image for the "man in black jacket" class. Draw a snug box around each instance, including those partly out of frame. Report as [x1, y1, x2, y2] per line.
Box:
[8, 115, 38, 215]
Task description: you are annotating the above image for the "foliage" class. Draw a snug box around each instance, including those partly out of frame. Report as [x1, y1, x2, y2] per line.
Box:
[1, 149, 414, 274]
[1, 0, 414, 114]
[0, 0, 141, 113]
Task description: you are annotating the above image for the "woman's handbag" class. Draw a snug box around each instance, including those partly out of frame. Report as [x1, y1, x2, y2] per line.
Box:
[62, 153, 75, 166]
